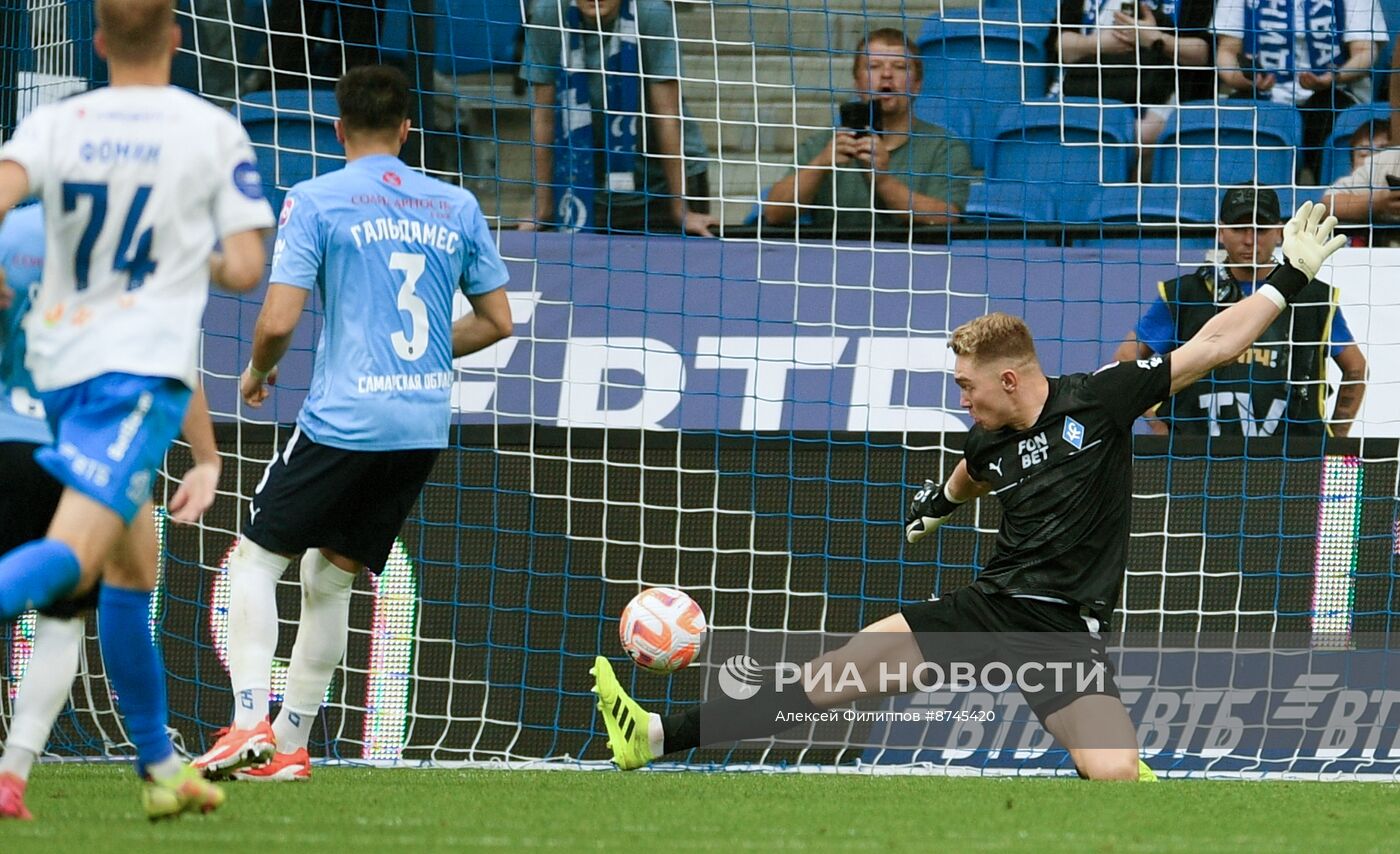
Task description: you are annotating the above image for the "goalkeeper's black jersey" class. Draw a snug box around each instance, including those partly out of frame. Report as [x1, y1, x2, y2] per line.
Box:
[962, 356, 1173, 623]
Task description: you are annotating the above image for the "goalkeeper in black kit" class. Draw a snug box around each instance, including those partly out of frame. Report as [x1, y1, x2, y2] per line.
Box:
[591, 202, 1347, 780]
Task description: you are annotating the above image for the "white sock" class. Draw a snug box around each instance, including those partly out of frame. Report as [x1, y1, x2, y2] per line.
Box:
[0, 615, 84, 781]
[272, 706, 317, 754]
[276, 550, 354, 753]
[226, 537, 289, 729]
[146, 754, 184, 782]
[647, 713, 664, 757]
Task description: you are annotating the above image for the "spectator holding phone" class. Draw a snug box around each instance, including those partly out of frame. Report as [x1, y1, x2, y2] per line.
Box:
[761, 28, 973, 233]
[1214, 0, 1387, 178]
[1321, 122, 1400, 232]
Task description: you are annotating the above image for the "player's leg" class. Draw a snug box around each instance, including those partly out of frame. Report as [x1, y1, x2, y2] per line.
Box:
[193, 537, 290, 777]
[231, 444, 438, 782]
[196, 428, 312, 777]
[0, 610, 86, 821]
[101, 503, 225, 818]
[1040, 695, 1145, 782]
[593, 610, 929, 769]
[0, 489, 121, 620]
[238, 548, 358, 782]
[0, 440, 77, 821]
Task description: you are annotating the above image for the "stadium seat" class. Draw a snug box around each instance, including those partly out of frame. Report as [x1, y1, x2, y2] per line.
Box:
[977, 0, 1061, 25]
[1319, 101, 1391, 185]
[1151, 100, 1302, 215]
[963, 180, 1056, 221]
[1083, 185, 1215, 249]
[912, 97, 976, 158]
[237, 89, 345, 211]
[380, 0, 523, 75]
[916, 16, 1051, 168]
[985, 98, 1136, 222]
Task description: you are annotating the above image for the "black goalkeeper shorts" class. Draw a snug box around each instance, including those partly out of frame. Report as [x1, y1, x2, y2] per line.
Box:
[244, 427, 439, 573]
[0, 441, 98, 619]
[900, 585, 1118, 718]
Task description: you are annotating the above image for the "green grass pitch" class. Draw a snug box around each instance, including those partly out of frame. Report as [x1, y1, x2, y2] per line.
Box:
[1, 765, 1397, 852]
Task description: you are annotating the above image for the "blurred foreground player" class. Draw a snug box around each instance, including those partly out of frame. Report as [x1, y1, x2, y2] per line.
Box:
[194, 65, 513, 781]
[0, 207, 224, 820]
[0, 0, 272, 818]
[592, 202, 1347, 781]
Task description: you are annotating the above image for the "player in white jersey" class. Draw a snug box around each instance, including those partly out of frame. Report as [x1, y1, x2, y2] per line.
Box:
[193, 64, 513, 782]
[0, 0, 272, 820]
[0, 207, 225, 822]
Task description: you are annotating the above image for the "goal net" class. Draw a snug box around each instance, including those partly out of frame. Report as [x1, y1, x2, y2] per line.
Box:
[3, 0, 1400, 778]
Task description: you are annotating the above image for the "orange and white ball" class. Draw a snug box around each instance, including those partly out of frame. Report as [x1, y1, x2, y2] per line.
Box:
[619, 587, 708, 673]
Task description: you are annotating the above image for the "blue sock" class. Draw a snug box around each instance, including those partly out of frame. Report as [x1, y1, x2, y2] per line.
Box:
[97, 584, 175, 771]
[0, 538, 81, 620]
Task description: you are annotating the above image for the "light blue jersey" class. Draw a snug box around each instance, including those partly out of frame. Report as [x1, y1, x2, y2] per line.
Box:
[270, 154, 509, 450]
[0, 204, 52, 446]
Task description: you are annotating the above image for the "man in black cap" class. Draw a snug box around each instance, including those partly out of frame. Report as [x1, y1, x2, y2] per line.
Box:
[1114, 185, 1367, 437]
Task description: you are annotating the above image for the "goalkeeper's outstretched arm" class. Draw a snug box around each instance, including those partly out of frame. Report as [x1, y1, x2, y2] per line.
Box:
[1169, 201, 1347, 395]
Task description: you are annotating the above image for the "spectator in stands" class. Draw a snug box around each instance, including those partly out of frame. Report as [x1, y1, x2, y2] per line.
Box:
[1114, 186, 1366, 437]
[1347, 117, 1390, 171]
[761, 28, 972, 233]
[1321, 122, 1400, 231]
[518, 0, 716, 236]
[1214, 0, 1388, 178]
[1049, 1, 1216, 178]
[244, 1, 386, 92]
[190, 0, 240, 106]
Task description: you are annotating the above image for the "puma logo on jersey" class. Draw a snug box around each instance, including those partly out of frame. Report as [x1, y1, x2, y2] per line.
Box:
[987, 459, 1004, 477]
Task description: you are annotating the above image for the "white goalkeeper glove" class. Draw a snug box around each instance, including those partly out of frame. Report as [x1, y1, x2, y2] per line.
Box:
[1280, 200, 1347, 283]
[905, 479, 968, 544]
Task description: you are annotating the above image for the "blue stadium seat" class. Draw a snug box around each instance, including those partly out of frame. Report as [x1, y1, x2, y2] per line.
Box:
[1320, 101, 1391, 185]
[1151, 100, 1302, 215]
[979, 0, 1061, 25]
[963, 181, 1056, 221]
[1083, 185, 1215, 249]
[916, 16, 1051, 168]
[986, 98, 1136, 222]
[911, 97, 976, 156]
[380, 0, 523, 75]
[1090, 184, 1216, 224]
[237, 89, 345, 211]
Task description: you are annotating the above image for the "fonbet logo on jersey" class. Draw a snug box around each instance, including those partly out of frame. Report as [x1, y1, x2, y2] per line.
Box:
[718, 655, 763, 700]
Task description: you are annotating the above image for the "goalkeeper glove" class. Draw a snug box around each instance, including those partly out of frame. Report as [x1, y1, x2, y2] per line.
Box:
[905, 479, 968, 544]
[1268, 201, 1347, 302]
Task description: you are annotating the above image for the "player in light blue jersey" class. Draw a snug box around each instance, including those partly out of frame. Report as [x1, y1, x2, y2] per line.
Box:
[0, 206, 225, 820]
[0, 0, 271, 818]
[194, 65, 513, 781]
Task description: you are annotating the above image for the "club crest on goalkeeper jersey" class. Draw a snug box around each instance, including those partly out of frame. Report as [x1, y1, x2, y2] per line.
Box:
[269, 154, 510, 451]
[0, 86, 274, 391]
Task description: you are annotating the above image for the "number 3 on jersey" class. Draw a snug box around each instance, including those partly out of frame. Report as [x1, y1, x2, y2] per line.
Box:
[61, 181, 158, 291]
[389, 251, 428, 362]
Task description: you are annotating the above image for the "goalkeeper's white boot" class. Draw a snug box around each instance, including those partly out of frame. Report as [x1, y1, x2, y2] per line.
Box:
[590, 656, 656, 770]
[193, 720, 276, 779]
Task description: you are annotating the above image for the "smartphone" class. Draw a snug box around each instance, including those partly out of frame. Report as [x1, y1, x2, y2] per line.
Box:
[1120, 0, 1138, 16]
[1387, 175, 1400, 189]
[839, 101, 872, 136]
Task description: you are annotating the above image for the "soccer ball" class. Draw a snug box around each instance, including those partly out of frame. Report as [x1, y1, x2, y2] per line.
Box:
[619, 587, 708, 673]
